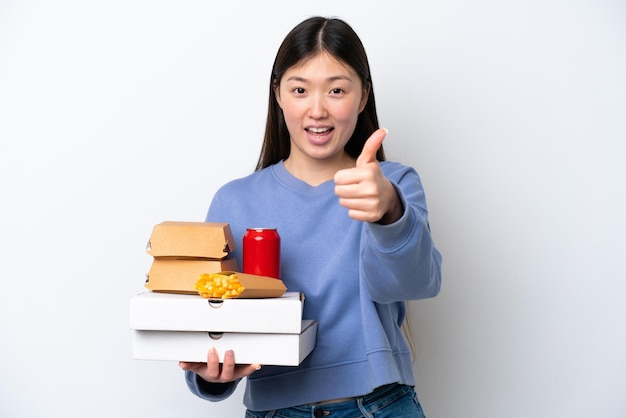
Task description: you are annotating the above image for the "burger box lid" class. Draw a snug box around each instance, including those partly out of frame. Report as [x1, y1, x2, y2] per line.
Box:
[131, 320, 317, 366]
[144, 258, 240, 293]
[146, 221, 235, 259]
[129, 291, 303, 334]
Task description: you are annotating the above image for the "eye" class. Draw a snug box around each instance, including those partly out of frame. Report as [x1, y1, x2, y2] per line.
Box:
[293, 87, 306, 95]
[330, 88, 344, 95]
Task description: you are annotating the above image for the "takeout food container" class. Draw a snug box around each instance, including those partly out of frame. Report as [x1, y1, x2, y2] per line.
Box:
[129, 291, 316, 365]
[131, 320, 317, 366]
[212, 271, 287, 299]
[129, 291, 304, 333]
[146, 265, 286, 298]
[144, 258, 239, 293]
[146, 221, 235, 259]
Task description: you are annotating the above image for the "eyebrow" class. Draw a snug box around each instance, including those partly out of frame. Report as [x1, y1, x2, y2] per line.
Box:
[285, 75, 354, 83]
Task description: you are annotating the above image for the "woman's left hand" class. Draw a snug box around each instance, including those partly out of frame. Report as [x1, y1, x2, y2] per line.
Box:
[334, 128, 403, 224]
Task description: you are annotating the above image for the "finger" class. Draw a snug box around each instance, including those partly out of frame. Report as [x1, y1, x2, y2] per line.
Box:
[334, 168, 360, 186]
[220, 350, 236, 381]
[356, 128, 387, 167]
[238, 363, 262, 377]
[179, 361, 202, 372]
[348, 208, 376, 223]
[205, 347, 221, 379]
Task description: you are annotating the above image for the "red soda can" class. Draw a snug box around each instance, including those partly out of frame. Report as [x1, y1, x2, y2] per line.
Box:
[243, 228, 281, 279]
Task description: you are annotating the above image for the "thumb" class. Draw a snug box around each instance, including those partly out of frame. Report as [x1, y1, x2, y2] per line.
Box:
[356, 128, 387, 167]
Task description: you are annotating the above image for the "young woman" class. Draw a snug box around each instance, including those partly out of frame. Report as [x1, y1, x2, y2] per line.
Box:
[179, 16, 442, 417]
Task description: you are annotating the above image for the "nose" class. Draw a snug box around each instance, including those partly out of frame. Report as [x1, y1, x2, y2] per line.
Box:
[308, 93, 327, 119]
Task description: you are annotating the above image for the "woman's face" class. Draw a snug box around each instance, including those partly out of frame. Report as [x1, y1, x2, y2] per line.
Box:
[275, 52, 368, 168]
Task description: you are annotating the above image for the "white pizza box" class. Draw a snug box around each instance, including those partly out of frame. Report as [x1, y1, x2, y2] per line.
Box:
[129, 291, 304, 334]
[131, 320, 317, 366]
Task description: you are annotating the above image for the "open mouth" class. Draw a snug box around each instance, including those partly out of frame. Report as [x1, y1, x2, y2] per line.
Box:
[305, 127, 334, 136]
[306, 127, 333, 134]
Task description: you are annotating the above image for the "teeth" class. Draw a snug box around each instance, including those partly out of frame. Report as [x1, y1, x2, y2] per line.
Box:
[308, 127, 330, 133]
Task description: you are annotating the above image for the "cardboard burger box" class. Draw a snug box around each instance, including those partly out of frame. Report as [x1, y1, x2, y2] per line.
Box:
[145, 258, 239, 294]
[146, 221, 235, 259]
[131, 320, 318, 366]
[145, 221, 239, 293]
[129, 291, 317, 365]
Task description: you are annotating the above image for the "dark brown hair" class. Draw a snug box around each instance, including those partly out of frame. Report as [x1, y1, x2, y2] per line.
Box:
[255, 16, 384, 170]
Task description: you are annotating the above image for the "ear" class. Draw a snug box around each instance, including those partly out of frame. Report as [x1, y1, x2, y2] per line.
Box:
[358, 84, 370, 113]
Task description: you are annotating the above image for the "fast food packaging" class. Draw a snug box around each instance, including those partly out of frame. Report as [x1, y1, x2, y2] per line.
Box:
[144, 258, 239, 293]
[146, 268, 286, 298]
[130, 291, 304, 333]
[144, 221, 287, 297]
[135, 221, 312, 365]
[146, 221, 235, 259]
[129, 291, 317, 366]
[131, 321, 317, 366]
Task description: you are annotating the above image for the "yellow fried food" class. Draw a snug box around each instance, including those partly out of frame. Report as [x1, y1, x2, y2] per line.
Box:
[195, 272, 245, 299]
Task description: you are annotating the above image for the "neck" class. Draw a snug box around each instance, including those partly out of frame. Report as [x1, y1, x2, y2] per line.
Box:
[283, 153, 355, 186]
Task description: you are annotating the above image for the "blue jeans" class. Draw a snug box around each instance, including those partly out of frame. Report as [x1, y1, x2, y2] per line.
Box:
[245, 383, 426, 418]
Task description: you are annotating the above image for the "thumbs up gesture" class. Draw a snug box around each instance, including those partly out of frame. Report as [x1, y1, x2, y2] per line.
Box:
[334, 128, 403, 224]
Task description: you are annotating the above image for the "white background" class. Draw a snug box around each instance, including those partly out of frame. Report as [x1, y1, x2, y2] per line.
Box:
[1, 1, 624, 417]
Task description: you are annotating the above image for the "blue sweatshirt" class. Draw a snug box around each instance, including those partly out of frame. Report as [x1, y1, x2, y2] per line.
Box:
[185, 160, 442, 411]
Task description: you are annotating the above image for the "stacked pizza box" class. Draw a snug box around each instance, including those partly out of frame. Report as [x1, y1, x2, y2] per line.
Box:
[129, 221, 317, 366]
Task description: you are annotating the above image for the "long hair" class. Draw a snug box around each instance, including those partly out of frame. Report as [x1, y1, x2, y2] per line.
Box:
[255, 17, 384, 171]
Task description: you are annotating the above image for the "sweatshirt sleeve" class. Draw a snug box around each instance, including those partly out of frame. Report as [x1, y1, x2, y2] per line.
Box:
[184, 370, 241, 402]
[360, 163, 442, 304]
